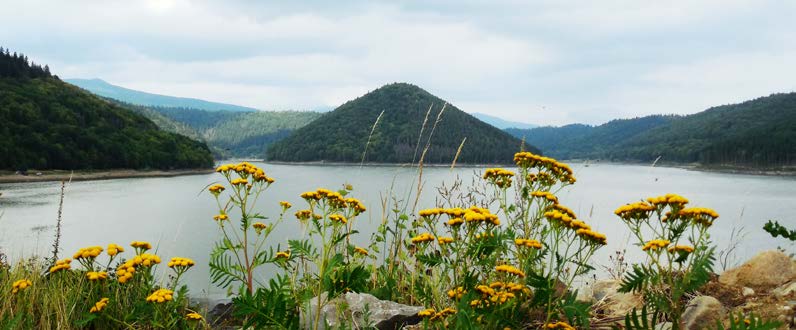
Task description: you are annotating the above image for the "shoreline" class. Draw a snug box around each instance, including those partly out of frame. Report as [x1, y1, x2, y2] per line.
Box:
[0, 168, 214, 184]
[262, 160, 796, 176]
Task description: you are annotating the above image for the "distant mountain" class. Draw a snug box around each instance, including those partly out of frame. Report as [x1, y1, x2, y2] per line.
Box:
[0, 48, 213, 170]
[66, 78, 258, 112]
[268, 83, 533, 164]
[471, 112, 537, 129]
[506, 93, 796, 168]
[121, 105, 321, 158]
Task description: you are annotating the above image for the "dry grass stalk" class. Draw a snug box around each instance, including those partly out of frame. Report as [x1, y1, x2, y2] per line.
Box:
[450, 137, 467, 170]
[411, 103, 434, 166]
[360, 110, 385, 167]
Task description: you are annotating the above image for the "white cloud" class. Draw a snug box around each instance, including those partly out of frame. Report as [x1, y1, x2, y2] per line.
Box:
[1, 0, 794, 125]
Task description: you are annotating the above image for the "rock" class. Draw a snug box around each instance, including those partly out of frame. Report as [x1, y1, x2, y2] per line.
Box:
[719, 250, 796, 291]
[590, 279, 644, 318]
[209, 302, 235, 327]
[682, 296, 725, 330]
[773, 281, 796, 298]
[742, 287, 755, 297]
[576, 285, 594, 303]
[301, 292, 424, 330]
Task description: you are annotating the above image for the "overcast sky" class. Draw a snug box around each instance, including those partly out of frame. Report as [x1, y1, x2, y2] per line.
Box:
[2, 0, 795, 125]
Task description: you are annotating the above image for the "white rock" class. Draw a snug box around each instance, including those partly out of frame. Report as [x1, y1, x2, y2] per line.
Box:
[772, 281, 796, 298]
[742, 287, 755, 297]
[301, 292, 424, 330]
[682, 296, 725, 330]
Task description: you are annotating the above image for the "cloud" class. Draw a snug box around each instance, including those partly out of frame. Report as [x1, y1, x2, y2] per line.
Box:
[1, 0, 794, 125]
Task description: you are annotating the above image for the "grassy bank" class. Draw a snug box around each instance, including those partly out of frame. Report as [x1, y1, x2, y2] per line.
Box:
[0, 168, 213, 184]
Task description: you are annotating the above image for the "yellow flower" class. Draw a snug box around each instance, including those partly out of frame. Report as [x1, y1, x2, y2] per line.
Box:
[131, 241, 153, 251]
[614, 202, 655, 221]
[418, 308, 436, 318]
[213, 214, 229, 221]
[146, 288, 174, 303]
[279, 201, 292, 209]
[49, 258, 72, 273]
[495, 264, 525, 278]
[329, 214, 347, 224]
[447, 286, 466, 300]
[73, 246, 103, 260]
[678, 207, 719, 227]
[186, 312, 203, 320]
[431, 307, 456, 321]
[642, 239, 670, 252]
[354, 247, 369, 256]
[483, 168, 515, 188]
[668, 245, 695, 254]
[545, 321, 576, 330]
[576, 229, 608, 245]
[11, 279, 32, 294]
[437, 237, 454, 245]
[168, 257, 195, 270]
[647, 194, 689, 207]
[231, 178, 248, 186]
[275, 251, 291, 259]
[295, 209, 312, 221]
[107, 243, 124, 257]
[514, 238, 543, 249]
[411, 233, 435, 244]
[463, 206, 500, 225]
[253, 222, 267, 234]
[208, 184, 225, 194]
[89, 298, 109, 313]
[86, 271, 108, 281]
[446, 217, 464, 226]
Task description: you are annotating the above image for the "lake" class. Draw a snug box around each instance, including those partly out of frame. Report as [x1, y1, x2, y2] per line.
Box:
[1, 163, 794, 300]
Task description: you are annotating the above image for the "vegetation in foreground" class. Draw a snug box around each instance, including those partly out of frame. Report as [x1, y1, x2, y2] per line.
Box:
[0, 48, 214, 171]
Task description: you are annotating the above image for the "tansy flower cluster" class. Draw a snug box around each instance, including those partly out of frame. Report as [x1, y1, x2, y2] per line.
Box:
[89, 298, 109, 313]
[483, 168, 515, 188]
[107, 243, 124, 257]
[411, 233, 435, 244]
[513, 151, 576, 184]
[495, 264, 525, 278]
[447, 286, 466, 300]
[186, 312, 203, 320]
[545, 321, 576, 330]
[471, 284, 516, 307]
[73, 246, 103, 260]
[576, 229, 608, 245]
[215, 162, 274, 184]
[353, 246, 369, 256]
[146, 288, 174, 303]
[531, 191, 559, 204]
[647, 194, 689, 207]
[437, 236, 454, 245]
[208, 184, 225, 194]
[279, 201, 292, 209]
[49, 258, 72, 273]
[168, 257, 195, 272]
[275, 251, 291, 259]
[86, 271, 108, 281]
[301, 188, 367, 215]
[117, 253, 162, 283]
[642, 239, 671, 252]
[418, 308, 456, 321]
[329, 214, 347, 224]
[678, 207, 719, 227]
[514, 238, 542, 249]
[11, 279, 32, 294]
[614, 202, 656, 221]
[131, 241, 153, 251]
[668, 245, 695, 254]
[253, 222, 267, 233]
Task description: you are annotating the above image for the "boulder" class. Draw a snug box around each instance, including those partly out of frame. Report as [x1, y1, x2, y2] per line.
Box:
[301, 292, 424, 330]
[590, 279, 644, 317]
[742, 287, 755, 297]
[682, 296, 725, 330]
[719, 250, 796, 291]
[772, 281, 796, 298]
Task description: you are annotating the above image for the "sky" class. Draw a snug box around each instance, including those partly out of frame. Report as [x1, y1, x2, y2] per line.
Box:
[2, 0, 795, 126]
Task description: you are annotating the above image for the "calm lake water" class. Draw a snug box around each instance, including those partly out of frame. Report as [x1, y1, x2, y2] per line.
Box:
[1, 163, 794, 299]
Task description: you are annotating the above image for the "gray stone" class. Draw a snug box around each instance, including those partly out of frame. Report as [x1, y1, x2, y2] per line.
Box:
[590, 279, 644, 318]
[682, 296, 725, 330]
[773, 281, 796, 298]
[301, 292, 424, 330]
[654, 322, 673, 330]
[719, 250, 796, 291]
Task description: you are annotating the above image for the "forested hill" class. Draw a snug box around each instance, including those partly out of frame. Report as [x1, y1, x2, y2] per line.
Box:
[267, 83, 533, 164]
[112, 104, 322, 158]
[507, 93, 796, 168]
[0, 48, 214, 170]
